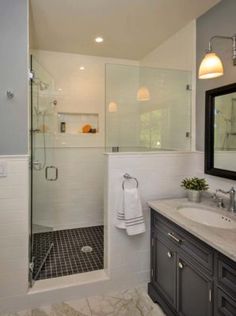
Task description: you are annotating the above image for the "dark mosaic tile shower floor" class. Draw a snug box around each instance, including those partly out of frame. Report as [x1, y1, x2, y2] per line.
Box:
[32, 226, 104, 280]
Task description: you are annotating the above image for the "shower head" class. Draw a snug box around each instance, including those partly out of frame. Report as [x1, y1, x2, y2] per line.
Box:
[33, 78, 49, 91]
[39, 81, 49, 91]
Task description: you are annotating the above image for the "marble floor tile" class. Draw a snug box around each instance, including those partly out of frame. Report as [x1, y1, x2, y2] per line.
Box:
[1, 286, 165, 316]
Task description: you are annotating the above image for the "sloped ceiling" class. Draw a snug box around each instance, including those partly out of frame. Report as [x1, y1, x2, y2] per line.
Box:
[30, 0, 220, 60]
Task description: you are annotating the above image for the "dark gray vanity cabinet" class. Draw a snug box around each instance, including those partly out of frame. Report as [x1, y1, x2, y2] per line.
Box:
[148, 209, 236, 316]
[177, 254, 213, 316]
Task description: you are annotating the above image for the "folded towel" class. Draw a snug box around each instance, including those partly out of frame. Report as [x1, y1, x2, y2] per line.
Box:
[124, 187, 145, 235]
[115, 187, 145, 236]
[115, 190, 126, 229]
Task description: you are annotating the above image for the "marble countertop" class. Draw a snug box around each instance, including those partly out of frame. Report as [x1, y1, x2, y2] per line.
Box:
[148, 197, 236, 262]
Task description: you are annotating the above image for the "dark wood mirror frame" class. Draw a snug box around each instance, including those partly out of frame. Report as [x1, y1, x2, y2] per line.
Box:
[205, 82, 236, 180]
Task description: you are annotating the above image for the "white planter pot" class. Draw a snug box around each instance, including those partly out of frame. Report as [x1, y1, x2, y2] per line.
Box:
[187, 190, 201, 203]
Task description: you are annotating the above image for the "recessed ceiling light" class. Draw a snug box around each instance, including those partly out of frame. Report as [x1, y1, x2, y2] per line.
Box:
[80, 66, 85, 70]
[95, 36, 104, 43]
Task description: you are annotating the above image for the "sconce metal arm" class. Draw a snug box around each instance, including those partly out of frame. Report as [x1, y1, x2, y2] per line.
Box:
[208, 34, 236, 65]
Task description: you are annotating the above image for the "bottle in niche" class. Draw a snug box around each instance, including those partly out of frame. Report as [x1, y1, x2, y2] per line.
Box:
[60, 122, 66, 133]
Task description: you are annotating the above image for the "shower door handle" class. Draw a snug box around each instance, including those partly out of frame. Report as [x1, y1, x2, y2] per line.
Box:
[45, 166, 58, 181]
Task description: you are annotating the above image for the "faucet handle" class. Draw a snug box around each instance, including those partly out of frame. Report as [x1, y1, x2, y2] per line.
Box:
[216, 197, 224, 208]
[212, 192, 217, 200]
[212, 190, 225, 208]
[212, 189, 220, 199]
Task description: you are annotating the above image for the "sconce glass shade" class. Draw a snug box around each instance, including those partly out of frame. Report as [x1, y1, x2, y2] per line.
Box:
[108, 101, 118, 112]
[198, 52, 224, 79]
[137, 86, 150, 101]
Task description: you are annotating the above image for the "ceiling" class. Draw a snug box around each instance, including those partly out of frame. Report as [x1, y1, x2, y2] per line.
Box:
[30, 0, 220, 60]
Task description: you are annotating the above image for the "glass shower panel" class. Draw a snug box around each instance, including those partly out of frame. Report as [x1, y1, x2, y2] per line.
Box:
[105, 64, 192, 152]
[105, 64, 140, 151]
[30, 54, 105, 284]
[30, 56, 57, 283]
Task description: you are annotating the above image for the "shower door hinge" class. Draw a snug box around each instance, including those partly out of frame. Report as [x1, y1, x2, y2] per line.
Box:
[29, 70, 34, 80]
[29, 261, 35, 288]
[186, 84, 192, 91]
[29, 261, 34, 273]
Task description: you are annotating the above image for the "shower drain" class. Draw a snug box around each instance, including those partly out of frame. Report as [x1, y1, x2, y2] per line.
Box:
[81, 246, 93, 253]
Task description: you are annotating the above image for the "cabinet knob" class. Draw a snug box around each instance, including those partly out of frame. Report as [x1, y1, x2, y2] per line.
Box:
[178, 261, 184, 269]
[167, 251, 172, 258]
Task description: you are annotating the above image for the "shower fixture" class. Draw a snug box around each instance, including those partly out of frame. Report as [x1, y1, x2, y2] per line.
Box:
[51, 99, 57, 106]
[33, 77, 49, 91]
[199, 34, 236, 79]
[6, 90, 14, 99]
[39, 81, 49, 91]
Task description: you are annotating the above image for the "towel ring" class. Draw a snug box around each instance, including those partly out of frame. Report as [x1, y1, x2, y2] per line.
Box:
[122, 173, 139, 190]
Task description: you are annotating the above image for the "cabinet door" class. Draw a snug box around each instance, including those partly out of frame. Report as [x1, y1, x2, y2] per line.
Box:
[152, 235, 176, 307]
[177, 255, 213, 316]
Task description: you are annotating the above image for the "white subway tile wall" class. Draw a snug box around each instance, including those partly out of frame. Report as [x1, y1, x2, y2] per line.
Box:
[105, 151, 236, 289]
[0, 152, 235, 312]
[0, 156, 29, 299]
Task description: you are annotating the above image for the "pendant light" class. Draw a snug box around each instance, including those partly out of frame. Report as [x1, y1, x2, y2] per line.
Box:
[137, 86, 150, 101]
[108, 101, 118, 112]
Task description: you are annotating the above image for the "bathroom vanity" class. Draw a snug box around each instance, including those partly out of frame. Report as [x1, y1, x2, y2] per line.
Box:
[148, 198, 236, 316]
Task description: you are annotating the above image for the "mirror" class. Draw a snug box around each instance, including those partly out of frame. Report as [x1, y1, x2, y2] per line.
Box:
[205, 83, 236, 180]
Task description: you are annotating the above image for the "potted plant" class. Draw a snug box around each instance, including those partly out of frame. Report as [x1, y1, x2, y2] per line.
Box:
[181, 177, 209, 203]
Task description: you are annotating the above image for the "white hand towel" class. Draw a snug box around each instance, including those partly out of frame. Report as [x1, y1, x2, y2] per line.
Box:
[115, 190, 126, 229]
[124, 187, 146, 236]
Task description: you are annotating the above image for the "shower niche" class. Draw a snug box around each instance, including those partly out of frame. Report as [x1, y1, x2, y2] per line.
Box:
[57, 112, 99, 134]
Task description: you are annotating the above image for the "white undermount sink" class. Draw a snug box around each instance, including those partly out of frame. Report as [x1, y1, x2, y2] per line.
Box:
[177, 206, 236, 230]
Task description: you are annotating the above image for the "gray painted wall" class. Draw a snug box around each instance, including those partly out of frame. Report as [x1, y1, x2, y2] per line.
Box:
[196, 0, 236, 150]
[0, 0, 29, 155]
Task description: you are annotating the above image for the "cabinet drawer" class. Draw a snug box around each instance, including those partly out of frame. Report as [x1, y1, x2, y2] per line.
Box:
[215, 287, 236, 316]
[217, 254, 236, 297]
[152, 210, 213, 274]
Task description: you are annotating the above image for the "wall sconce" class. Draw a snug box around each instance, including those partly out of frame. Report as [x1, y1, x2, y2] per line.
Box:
[137, 86, 150, 101]
[198, 34, 236, 79]
[108, 101, 118, 112]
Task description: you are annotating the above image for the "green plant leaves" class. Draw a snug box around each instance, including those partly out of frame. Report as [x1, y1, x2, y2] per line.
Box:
[181, 177, 209, 191]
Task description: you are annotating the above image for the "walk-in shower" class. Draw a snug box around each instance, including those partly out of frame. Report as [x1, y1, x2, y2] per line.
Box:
[29, 55, 192, 286]
[30, 55, 105, 285]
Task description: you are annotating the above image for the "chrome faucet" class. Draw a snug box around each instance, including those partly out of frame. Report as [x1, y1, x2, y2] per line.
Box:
[217, 187, 236, 213]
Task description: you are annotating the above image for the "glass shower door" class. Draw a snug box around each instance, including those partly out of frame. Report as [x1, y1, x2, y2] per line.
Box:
[30, 55, 57, 284]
